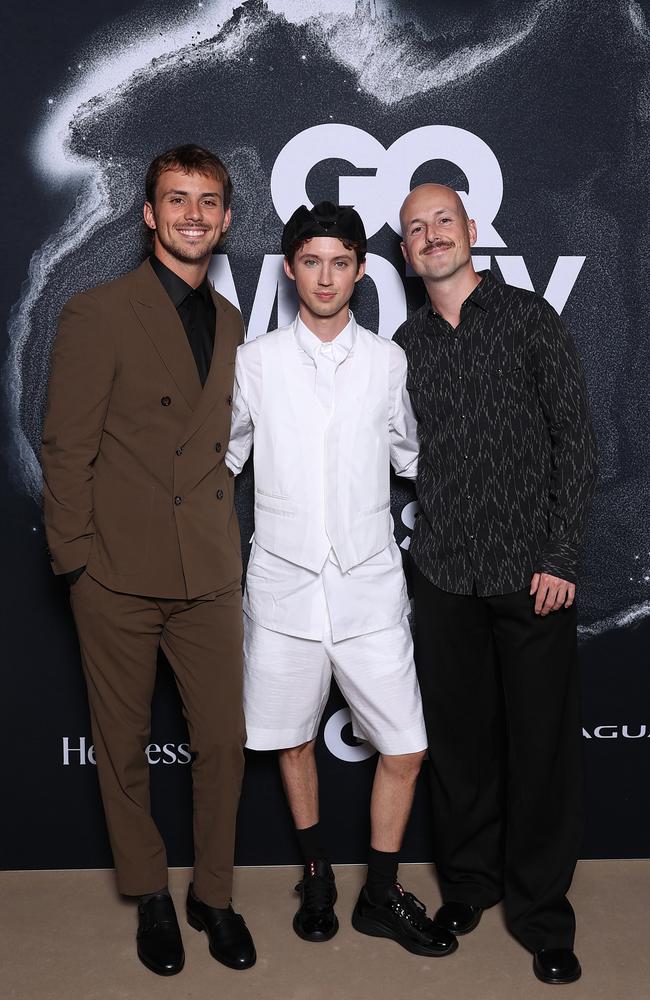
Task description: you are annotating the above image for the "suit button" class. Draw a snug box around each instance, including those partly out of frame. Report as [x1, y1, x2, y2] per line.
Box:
[226, 395, 232, 406]
[176, 447, 183, 456]
[161, 395, 171, 407]
[216, 489, 224, 500]
[174, 496, 183, 505]
[215, 442, 222, 453]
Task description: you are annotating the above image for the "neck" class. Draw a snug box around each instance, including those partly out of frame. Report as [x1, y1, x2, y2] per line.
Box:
[153, 244, 211, 290]
[298, 302, 351, 342]
[424, 263, 481, 328]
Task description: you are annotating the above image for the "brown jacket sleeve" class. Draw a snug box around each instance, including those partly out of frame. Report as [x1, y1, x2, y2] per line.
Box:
[41, 291, 116, 575]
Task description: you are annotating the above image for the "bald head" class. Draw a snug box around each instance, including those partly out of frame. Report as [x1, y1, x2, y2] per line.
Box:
[399, 183, 469, 234]
[399, 183, 477, 289]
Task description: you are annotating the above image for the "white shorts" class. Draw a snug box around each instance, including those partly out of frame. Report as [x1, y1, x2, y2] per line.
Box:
[243, 613, 427, 755]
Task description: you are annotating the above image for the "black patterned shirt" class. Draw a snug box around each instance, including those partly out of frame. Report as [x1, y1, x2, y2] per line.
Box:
[393, 270, 598, 596]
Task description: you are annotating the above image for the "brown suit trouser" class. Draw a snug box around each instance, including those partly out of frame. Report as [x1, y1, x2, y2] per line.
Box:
[70, 571, 245, 907]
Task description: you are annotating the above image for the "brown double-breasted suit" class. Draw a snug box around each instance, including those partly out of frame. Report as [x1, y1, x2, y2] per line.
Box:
[42, 258, 246, 905]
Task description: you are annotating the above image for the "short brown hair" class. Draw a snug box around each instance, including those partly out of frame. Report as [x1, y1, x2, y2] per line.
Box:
[145, 144, 233, 209]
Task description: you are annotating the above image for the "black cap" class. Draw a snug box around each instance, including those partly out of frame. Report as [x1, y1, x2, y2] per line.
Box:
[281, 200, 367, 257]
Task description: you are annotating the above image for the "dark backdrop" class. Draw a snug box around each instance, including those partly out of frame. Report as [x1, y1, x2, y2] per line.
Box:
[2, 0, 649, 871]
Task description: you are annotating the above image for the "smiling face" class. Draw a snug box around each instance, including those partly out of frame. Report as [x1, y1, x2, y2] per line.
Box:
[400, 183, 477, 285]
[143, 167, 231, 268]
[284, 237, 365, 334]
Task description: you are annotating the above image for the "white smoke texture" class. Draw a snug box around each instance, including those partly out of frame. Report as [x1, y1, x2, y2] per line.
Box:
[628, 0, 650, 38]
[6, 0, 647, 642]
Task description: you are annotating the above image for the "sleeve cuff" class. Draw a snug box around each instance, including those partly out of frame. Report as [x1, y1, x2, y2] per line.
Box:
[534, 542, 578, 584]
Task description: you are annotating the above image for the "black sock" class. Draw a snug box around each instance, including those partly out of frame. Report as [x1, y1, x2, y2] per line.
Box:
[295, 823, 327, 864]
[365, 848, 399, 903]
[140, 887, 169, 903]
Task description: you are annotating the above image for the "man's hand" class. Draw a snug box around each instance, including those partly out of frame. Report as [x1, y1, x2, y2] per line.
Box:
[530, 572, 575, 616]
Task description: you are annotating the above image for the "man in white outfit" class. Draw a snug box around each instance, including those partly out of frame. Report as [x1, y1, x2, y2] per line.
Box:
[226, 202, 456, 958]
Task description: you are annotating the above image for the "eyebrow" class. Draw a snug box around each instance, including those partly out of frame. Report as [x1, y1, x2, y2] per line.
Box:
[165, 189, 222, 199]
[407, 209, 455, 225]
[298, 252, 355, 260]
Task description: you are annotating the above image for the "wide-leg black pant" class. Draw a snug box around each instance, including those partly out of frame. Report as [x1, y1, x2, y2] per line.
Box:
[412, 565, 584, 952]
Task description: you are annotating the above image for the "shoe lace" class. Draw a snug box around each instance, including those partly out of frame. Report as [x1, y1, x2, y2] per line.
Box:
[388, 883, 433, 933]
[299, 861, 335, 913]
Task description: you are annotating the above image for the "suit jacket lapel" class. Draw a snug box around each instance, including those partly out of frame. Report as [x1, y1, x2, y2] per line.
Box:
[179, 285, 240, 446]
[130, 259, 202, 410]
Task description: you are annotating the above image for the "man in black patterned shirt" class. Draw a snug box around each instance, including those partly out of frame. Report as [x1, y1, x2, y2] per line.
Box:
[394, 183, 597, 985]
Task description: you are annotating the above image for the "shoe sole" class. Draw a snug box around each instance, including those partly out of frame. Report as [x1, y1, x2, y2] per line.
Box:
[187, 913, 257, 970]
[351, 910, 459, 957]
[292, 912, 340, 942]
[136, 946, 185, 976]
[533, 964, 582, 985]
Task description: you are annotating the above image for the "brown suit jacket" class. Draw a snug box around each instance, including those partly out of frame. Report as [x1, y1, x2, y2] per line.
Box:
[41, 258, 244, 599]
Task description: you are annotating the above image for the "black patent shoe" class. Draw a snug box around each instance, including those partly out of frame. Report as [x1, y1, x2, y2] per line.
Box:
[293, 859, 339, 942]
[435, 900, 483, 935]
[136, 893, 185, 976]
[186, 884, 256, 970]
[352, 883, 458, 957]
[533, 948, 582, 984]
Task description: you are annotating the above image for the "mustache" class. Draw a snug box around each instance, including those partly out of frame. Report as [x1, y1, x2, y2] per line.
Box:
[421, 240, 454, 253]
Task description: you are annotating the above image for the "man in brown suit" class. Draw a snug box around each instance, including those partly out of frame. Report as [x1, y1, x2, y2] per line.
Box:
[41, 145, 255, 976]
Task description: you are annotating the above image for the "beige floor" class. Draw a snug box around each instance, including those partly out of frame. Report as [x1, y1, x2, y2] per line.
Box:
[1, 861, 648, 1000]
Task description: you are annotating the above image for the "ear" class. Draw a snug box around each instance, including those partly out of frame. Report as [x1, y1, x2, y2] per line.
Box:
[143, 202, 156, 231]
[467, 218, 478, 247]
[354, 260, 366, 284]
[221, 206, 232, 236]
[283, 257, 296, 282]
[400, 240, 411, 265]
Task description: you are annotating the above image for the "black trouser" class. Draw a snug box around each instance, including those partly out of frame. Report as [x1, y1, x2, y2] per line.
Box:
[412, 565, 584, 952]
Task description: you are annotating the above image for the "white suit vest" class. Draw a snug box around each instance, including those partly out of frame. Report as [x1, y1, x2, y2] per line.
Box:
[249, 322, 394, 573]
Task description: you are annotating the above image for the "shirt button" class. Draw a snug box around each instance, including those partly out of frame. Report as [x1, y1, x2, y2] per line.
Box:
[215, 442, 222, 453]
[175, 447, 183, 456]
[174, 496, 183, 505]
[466, 494, 471, 501]
[216, 489, 224, 500]
[161, 395, 171, 407]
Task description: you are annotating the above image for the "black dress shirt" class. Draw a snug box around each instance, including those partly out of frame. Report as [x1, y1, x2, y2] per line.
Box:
[150, 255, 216, 386]
[394, 270, 598, 596]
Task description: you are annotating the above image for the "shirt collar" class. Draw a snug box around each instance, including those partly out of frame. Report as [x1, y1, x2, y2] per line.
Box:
[294, 311, 356, 364]
[150, 254, 213, 309]
[426, 268, 496, 321]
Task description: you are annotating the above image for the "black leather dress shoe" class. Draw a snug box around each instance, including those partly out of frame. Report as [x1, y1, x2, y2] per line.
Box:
[533, 948, 582, 984]
[293, 859, 339, 942]
[186, 884, 256, 970]
[435, 900, 483, 935]
[352, 883, 458, 957]
[136, 893, 184, 976]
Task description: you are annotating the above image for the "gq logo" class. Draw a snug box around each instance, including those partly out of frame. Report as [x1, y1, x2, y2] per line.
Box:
[210, 123, 585, 339]
[271, 124, 505, 245]
[323, 708, 377, 762]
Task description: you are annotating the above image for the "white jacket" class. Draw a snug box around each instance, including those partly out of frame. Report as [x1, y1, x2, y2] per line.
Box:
[226, 314, 418, 575]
